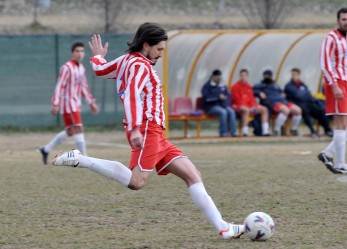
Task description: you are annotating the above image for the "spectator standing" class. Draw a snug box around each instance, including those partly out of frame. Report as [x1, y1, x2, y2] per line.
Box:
[231, 69, 270, 136]
[201, 70, 237, 137]
[253, 70, 302, 136]
[285, 68, 333, 137]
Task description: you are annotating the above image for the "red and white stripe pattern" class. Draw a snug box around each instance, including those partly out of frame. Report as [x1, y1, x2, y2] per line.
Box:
[321, 29, 347, 85]
[51, 60, 95, 114]
[90, 52, 165, 131]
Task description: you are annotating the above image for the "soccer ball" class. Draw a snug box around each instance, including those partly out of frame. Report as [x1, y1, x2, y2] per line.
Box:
[244, 212, 275, 241]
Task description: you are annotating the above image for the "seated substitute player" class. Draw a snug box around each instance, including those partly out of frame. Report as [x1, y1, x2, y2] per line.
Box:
[284, 68, 333, 138]
[201, 69, 237, 137]
[52, 23, 244, 239]
[231, 69, 270, 136]
[253, 70, 302, 136]
[39, 42, 99, 164]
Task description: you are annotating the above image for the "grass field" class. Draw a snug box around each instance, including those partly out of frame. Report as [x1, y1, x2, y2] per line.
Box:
[0, 131, 347, 249]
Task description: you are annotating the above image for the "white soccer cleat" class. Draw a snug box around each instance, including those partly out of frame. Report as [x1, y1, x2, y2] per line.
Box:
[219, 223, 245, 239]
[52, 149, 81, 167]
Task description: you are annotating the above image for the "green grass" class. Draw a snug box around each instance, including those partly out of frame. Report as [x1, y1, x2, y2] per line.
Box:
[0, 132, 346, 249]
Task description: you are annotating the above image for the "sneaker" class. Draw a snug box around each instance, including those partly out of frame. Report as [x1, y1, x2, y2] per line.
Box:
[52, 149, 81, 167]
[325, 131, 333, 137]
[219, 223, 244, 239]
[273, 130, 279, 136]
[39, 147, 49, 165]
[334, 167, 347, 174]
[317, 152, 338, 174]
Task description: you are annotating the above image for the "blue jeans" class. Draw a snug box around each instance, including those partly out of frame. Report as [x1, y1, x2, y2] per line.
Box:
[207, 106, 237, 136]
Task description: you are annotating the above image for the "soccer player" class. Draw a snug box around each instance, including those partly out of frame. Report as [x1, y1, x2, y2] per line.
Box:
[39, 42, 99, 164]
[318, 8, 347, 174]
[52, 23, 244, 239]
[231, 69, 270, 136]
[253, 70, 302, 136]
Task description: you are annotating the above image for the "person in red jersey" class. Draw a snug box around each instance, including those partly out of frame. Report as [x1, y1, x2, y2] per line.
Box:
[52, 23, 244, 239]
[231, 69, 270, 136]
[39, 42, 99, 164]
[318, 8, 347, 174]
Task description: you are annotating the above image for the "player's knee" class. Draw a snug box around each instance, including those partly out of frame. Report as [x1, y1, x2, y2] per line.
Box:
[66, 128, 74, 137]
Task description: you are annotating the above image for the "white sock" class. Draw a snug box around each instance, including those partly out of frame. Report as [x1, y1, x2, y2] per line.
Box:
[323, 141, 335, 157]
[262, 122, 269, 135]
[333, 130, 346, 167]
[43, 130, 68, 153]
[274, 113, 287, 132]
[242, 126, 248, 135]
[188, 182, 228, 231]
[78, 155, 132, 187]
[74, 133, 87, 156]
[291, 115, 302, 131]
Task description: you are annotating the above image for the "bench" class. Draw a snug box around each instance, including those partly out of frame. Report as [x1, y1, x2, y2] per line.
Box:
[168, 97, 218, 138]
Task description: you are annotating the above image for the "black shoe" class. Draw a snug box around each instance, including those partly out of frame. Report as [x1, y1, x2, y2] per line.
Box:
[290, 130, 299, 136]
[317, 152, 339, 174]
[39, 147, 49, 165]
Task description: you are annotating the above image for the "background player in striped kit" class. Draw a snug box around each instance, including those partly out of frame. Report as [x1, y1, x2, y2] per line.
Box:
[318, 8, 347, 174]
[39, 42, 99, 164]
[52, 23, 244, 239]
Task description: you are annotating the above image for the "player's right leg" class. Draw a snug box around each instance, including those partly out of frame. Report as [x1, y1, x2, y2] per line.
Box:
[165, 157, 244, 239]
[52, 149, 151, 189]
[256, 105, 270, 135]
[40, 130, 68, 165]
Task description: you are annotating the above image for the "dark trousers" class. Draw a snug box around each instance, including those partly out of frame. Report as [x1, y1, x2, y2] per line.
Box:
[299, 102, 331, 134]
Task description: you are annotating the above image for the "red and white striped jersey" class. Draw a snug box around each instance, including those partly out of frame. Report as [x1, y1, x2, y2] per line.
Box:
[321, 29, 347, 85]
[90, 52, 165, 131]
[51, 60, 95, 114]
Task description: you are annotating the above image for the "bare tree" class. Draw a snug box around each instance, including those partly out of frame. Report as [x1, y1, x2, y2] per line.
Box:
[238, 0, 297, 29]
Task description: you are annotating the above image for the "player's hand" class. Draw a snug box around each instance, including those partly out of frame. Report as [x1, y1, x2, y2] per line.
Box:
[259, 92, 267, 99]
[90, 102, 99, 114]
[130, 128, 143, 149]
[88, 34, 109, 57]
[219, 94, 227, 100]
[50, 105, 59, 116]
[332, 85, 344, 99]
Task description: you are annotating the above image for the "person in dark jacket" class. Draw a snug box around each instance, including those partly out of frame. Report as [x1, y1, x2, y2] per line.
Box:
[253, 70, 302, 136]
[201, 69, 237, 137]
[284, 68, 333, 137]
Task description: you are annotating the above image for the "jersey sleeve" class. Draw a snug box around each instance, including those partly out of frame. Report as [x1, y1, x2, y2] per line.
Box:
[123, 63, 149, 131]
[51, 65, 69, 106]
[321, 35, 337, 86]
[90, 55, 120, 79]
[81, 72, 95, 105]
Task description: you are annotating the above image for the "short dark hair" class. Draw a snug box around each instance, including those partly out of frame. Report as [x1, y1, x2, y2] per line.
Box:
[71, 42, 84, 52]
[212, 69, 222, 76]
[337, 8, 347, 20]
[240, 69, 248, 74]
[127, 23, 168, 53]
[291, 68, 301, 74]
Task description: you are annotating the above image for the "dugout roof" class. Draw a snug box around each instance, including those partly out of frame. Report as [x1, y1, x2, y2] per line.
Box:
[155, 29, 328, 108]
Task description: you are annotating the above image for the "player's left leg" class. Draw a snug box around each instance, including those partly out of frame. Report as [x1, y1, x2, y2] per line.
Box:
[239, 106, 250, 136]
[166, 157, 244, 239]
[288, 103, 302, 136]
[69, 112, 88, 156]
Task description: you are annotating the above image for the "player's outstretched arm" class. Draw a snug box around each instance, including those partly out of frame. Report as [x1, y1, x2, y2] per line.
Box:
[89, 34, 108, 57]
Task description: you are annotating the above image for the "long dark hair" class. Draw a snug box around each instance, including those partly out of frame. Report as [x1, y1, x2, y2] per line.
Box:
[127, 23, 167, 53]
